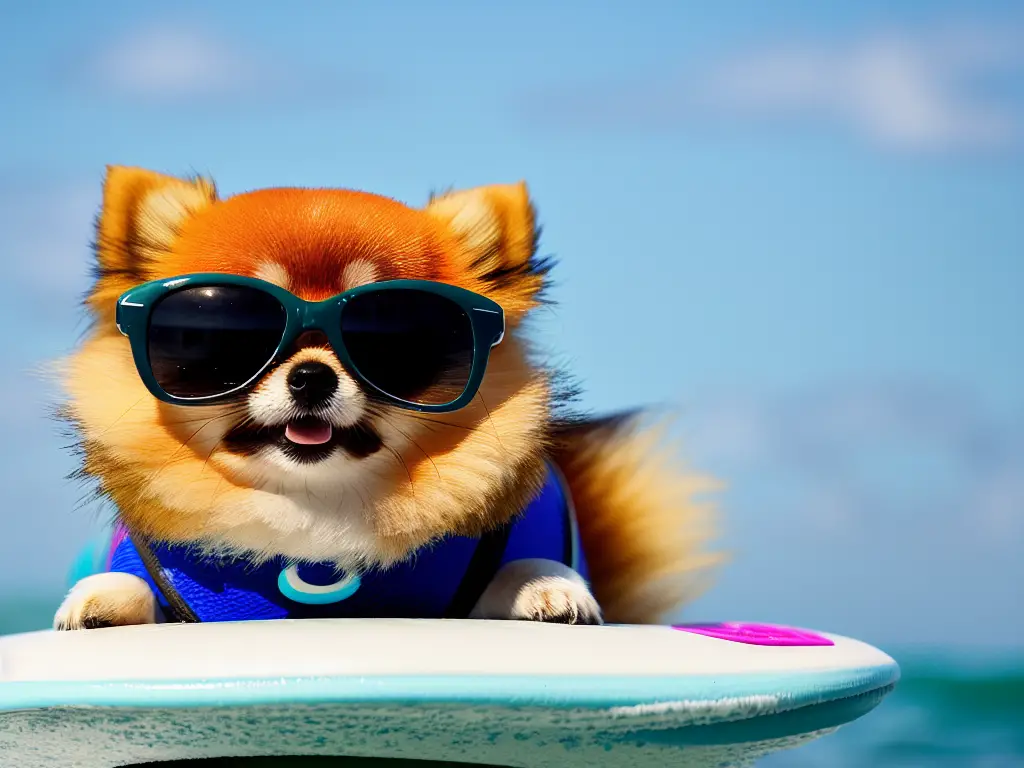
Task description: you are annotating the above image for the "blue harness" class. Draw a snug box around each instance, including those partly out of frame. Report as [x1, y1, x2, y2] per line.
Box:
[105, 463, 587, 622]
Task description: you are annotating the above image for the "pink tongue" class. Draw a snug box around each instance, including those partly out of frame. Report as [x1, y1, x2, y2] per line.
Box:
[285, 421, 333, 445]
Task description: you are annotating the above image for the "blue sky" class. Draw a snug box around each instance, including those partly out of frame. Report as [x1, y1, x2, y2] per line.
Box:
[1, 0, 1022, 648]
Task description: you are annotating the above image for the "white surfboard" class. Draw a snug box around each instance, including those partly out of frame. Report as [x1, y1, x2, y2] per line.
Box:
[0, 618, 899, 767]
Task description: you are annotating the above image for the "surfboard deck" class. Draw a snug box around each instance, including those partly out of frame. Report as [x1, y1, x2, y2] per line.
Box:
[0, 618, 899, 767]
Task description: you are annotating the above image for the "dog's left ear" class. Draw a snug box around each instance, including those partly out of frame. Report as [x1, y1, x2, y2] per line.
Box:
[425, 183, 547, 322]
[88, 165, 218, 325]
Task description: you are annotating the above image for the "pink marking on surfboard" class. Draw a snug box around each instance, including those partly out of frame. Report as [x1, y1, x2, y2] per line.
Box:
[672, 622, 834, 646]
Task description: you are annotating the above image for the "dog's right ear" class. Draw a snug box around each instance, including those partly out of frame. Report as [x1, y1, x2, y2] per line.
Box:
[88, 165, 217, 323]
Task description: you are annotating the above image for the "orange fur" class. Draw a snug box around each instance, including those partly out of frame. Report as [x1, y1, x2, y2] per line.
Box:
[64, 165, 720, 621]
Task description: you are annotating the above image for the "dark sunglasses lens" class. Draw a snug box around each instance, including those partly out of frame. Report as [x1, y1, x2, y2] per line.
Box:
[341, 289, 474, 405]
[148, 285, 287, 399]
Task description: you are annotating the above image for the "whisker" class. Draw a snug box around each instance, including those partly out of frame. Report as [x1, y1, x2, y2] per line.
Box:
[208, 473, 229, 506]
[399, 413, 479, 432]
[94, 396, 147, 439]
[372, 413, 441, 481]
[476, 392, 506, 454]
[304, 475, 329, 507]
[380, 440, 415, 498]
[352, 483, 370, 519]
[160, 407, 249, 428]
[362, 396, 480, 433]
[147, 410, 241, 486]
[201, 440, 221, 474]
[204, 412, 254, 476]
[200, 414, 246, 475]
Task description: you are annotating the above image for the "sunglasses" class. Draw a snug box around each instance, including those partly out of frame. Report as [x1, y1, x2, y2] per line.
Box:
[115, 274, 505, 413]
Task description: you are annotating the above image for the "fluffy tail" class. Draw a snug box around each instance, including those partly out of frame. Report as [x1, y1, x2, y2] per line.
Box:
[549, 412, 722, 624]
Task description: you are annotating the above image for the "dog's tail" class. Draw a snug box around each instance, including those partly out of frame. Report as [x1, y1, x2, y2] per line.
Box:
[550, 412, 722, 624]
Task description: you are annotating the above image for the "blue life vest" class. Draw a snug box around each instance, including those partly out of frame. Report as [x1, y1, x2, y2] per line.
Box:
[105, 463, 587, 622]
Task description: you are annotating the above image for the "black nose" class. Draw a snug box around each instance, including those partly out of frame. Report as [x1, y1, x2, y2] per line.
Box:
[287, 362, 338, 408]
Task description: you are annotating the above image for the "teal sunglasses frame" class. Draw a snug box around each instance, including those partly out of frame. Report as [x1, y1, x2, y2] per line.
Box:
[115, 273, 506, 413]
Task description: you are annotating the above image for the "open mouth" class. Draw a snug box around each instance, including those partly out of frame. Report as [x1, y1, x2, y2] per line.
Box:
[224, 415, 383, 464]
[285, 416, 334, 446]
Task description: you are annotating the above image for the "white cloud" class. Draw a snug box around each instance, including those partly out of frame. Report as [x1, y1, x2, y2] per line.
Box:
[64, 22, 375, 107]
[527, 20, 1024, 153]
[86, 25, 257, 100]
[681, 380, 1024, 543]
[698, 25, 1023, 152]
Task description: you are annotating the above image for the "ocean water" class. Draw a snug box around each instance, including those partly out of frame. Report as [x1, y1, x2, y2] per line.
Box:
[1, 600, 1021, 767]
[760, 651, 1024, 768]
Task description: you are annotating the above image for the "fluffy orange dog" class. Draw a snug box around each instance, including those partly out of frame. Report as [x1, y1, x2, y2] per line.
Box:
[55, 166, 719, 630]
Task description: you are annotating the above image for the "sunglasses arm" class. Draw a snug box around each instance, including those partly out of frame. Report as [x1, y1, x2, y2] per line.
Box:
[115, 290, 149, 337]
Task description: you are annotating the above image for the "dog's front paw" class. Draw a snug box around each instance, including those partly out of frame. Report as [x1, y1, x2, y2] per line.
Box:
[54, 573, 158, 631]
[511, 575, 603, 625]
[471, 558, 603, 625]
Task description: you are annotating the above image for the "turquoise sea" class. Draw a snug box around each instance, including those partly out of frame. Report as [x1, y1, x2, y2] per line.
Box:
[2, 600, 1021, 767]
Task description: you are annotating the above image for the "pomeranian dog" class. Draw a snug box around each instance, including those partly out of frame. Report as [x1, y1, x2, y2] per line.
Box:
[54, 165, 719, 630]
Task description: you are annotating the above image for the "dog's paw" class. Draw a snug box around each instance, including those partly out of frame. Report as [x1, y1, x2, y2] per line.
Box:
[510, 575, 603, 625]
[471, 558, 603, 625]
[54, 573, 158, 631]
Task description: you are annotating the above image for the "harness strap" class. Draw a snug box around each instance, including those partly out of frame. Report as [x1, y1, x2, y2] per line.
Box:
[133, 534, 200, 623]
[443, 465, 576, 618]
[551, 462, 579, 571]
[442, 521, 513, 618]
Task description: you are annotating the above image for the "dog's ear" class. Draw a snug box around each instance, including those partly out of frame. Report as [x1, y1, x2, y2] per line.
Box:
[88, 165, 217, 322]
[425, 182, 549, 323]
